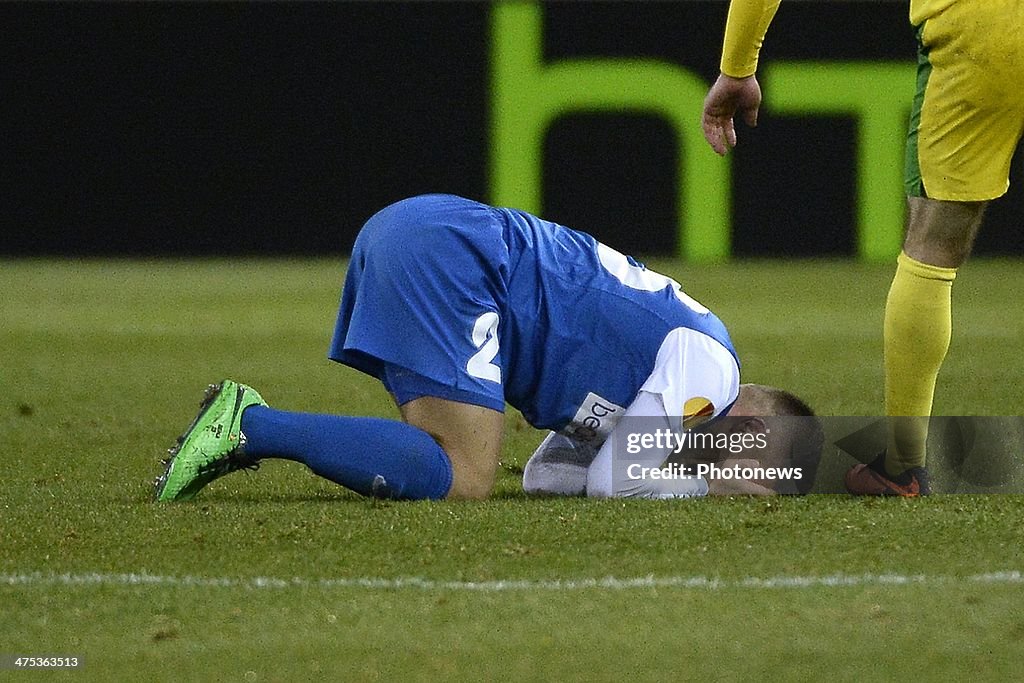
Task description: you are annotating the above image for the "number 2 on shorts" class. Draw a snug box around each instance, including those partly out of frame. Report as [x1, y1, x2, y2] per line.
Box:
[467, 311, 501, 383]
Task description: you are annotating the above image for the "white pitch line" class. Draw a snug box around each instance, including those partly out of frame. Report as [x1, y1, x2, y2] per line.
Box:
[1, 571, 1022, 592]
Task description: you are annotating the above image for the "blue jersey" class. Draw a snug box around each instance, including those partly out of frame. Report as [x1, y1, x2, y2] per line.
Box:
[330, 194, 739, 437]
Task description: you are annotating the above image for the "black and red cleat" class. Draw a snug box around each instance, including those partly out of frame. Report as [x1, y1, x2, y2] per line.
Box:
[845, 452, 931, 497]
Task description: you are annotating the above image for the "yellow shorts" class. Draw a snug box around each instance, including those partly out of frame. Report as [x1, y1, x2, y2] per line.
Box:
[905, 0, 1024, 201]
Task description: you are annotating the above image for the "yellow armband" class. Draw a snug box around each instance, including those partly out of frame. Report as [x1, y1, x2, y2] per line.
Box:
[720, 0, 782, 78]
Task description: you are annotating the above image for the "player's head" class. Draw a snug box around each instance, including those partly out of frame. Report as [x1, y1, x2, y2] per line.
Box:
[724, 384, 823, 494]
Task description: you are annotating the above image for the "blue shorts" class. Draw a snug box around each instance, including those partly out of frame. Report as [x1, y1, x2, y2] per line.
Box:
[329, 195, 509, 412]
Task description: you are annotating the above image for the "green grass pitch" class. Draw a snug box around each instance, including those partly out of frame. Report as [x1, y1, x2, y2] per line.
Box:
[3, 258, 1024, 681]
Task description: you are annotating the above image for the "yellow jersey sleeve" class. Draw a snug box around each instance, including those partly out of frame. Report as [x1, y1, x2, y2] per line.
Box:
[720, 0, 783, 78]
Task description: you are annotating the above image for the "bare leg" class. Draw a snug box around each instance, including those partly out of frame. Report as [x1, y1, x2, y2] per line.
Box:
[902, 196, 985, 267]
[399, 396, 504, 500]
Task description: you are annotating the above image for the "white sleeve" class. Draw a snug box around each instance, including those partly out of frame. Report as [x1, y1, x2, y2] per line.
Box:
[586, 390, 710, 499]
[640, 327, 740, 425]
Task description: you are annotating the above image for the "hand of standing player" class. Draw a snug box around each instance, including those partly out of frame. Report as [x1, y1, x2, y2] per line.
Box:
[701, 73, 763, 156]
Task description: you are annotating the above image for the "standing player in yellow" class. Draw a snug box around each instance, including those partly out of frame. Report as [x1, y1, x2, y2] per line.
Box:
[701, 0, 1024, 495]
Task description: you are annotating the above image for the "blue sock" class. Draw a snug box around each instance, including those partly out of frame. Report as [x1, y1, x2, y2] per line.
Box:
[239, 405, 453, 500]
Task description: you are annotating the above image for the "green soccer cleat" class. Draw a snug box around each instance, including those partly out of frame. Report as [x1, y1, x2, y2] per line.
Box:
[154, 380, 268, 502]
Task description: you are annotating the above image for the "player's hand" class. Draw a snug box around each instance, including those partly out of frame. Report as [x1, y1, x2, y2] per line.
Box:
[701, 73, 763, 156]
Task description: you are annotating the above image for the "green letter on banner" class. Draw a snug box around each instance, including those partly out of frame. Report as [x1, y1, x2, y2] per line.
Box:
[764, 62, 915, 261]
[490, 2, 730, 261]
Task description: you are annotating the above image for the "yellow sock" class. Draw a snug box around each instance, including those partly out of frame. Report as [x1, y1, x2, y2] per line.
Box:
[884, 251, 957, 476]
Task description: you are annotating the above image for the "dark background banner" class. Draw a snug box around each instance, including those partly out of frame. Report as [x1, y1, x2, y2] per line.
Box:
[3, 1, 1021, 257]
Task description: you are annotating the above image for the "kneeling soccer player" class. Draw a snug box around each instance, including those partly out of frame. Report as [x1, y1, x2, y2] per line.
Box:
[155, 194, 821, 502]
